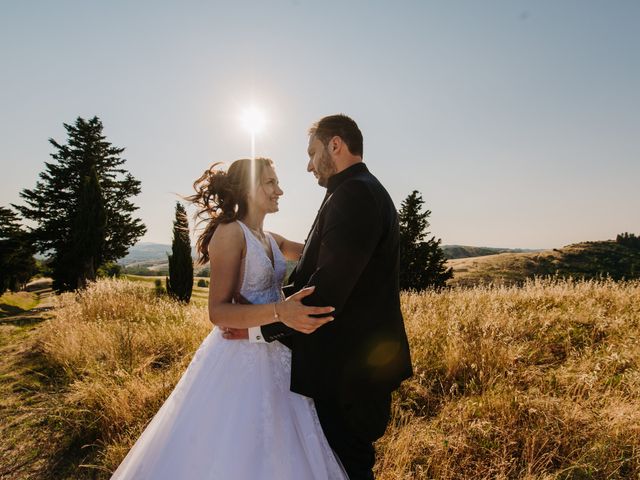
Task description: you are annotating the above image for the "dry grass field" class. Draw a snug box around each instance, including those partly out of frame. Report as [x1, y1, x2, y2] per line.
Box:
[123, 274, 210, 305]
[1, 277, 638, 478]
[378, 280, 639, 478]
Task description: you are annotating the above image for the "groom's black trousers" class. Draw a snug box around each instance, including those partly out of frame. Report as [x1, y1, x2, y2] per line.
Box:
[314, 391, 392, 480]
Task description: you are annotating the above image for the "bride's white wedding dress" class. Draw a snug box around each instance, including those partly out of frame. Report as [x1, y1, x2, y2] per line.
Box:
[111, 221, 347, 479]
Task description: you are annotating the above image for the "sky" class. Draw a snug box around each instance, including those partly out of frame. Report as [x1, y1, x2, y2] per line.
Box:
[1, 0, 638, 249]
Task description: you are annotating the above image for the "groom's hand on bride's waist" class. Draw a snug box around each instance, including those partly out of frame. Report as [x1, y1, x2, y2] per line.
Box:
[280, 286, 335, 334]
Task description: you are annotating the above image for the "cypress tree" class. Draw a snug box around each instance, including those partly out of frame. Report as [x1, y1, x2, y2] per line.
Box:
[0, 206, 36, 294]
[398, 190, 453, 290]
[166, 202, 193, 302]
[14, 117, 145, 291]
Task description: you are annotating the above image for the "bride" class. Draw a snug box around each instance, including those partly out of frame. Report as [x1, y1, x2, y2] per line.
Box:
[111, 158, 348, 479]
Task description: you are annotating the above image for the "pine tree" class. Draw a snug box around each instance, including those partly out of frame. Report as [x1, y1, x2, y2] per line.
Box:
[0, 207, 36, 294]
[70, 166, 107, 288]
[14, 117, 145, 291]
[398, 190, 452, 290]
[166, 202, 193, 302]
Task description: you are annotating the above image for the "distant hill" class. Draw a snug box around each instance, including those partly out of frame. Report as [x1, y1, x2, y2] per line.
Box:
[120, 243, 209, 276]
[122, 241, 640, 287]
[442, 245, 540, 260]
[125, 242, 538, 265]
[447, 240, 640, 287]
[120, 243, 199, 264]
[120, 242, 171, 266]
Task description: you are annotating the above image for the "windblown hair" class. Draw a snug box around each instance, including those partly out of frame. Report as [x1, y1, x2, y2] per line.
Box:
[309, 114, 363, 157]
[188, 158, 273, 264]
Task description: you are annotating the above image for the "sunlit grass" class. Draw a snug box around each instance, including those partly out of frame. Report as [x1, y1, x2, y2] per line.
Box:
[376, 278, 640, 478]
[123, 274, 209, 306]
[30, 277, 640, 478]
[0, 290, 39, 317]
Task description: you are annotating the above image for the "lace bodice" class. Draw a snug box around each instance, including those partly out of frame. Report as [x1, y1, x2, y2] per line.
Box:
[236, 221, 287, 305]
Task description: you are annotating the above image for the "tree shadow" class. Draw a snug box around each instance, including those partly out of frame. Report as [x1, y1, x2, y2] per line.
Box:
[8, 341, 108, 479]
[0, 311, 49, 328]
[0, 303, 29, 318]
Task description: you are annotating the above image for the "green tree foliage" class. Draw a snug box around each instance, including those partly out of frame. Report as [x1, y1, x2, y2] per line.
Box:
[97, 262, 122, 278]
[0, 206, 36, 294]
[69, 165, 107, 288]
[166, 202, 193, 302]
[196, 266, 210, 278]
[122, 265, 162, 276]
[15, 117, 145, 291]
[616, 232, 640, 249]
[398, 190, 452, 290]
[154, 278, 166, 296]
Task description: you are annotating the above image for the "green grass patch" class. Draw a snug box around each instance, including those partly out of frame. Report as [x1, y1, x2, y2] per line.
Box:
[0, 291, 39, 318]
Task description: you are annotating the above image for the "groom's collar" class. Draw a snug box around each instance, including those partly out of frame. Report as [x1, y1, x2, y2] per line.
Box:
[327, 162, 368, 194]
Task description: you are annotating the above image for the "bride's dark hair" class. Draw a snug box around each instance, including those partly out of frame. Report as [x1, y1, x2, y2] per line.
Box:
[188, 158, 274, 264]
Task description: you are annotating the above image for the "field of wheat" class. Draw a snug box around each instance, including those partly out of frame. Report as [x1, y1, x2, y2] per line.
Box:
[33, 278, 639, 479]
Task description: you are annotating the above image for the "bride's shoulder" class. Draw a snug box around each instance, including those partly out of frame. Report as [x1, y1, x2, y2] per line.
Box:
[208, 221, 244, 255]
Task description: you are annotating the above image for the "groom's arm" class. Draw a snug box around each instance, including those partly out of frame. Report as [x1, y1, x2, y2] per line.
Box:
[251, 181, 380, 342]
[253, 180, 381, 343]
[299, 180, 382, 315]
[249, 322, 295, 344]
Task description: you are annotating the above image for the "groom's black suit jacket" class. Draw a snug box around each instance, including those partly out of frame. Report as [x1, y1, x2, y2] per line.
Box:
[262, 162, 413, 402]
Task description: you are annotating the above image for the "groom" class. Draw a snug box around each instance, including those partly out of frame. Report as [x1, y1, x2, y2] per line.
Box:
[231, 114, 412, 480]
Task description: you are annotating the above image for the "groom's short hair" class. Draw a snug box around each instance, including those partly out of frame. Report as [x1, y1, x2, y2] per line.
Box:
[309, 114, 363, 157]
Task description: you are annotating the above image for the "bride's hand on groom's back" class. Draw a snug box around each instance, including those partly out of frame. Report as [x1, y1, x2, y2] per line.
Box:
[281, 286, 334, 334]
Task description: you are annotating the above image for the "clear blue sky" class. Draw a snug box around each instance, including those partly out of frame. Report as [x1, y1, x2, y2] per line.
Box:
[1, 1, 638, 249]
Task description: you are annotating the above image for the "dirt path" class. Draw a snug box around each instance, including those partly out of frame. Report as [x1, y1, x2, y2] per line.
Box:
[0, 280, 63, 479]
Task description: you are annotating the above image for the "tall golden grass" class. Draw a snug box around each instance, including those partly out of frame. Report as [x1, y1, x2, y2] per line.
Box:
[38, 278, 640, 478]
[39, 279, 210, 471]
[378, 279, 640, 479]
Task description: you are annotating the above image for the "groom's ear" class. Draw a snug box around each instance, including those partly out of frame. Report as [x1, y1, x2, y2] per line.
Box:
[329, 136, 342, 154]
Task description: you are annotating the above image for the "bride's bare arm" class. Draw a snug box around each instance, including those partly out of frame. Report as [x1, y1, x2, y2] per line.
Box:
[207, 223, 333, 330]
[269, 232, 303, 261]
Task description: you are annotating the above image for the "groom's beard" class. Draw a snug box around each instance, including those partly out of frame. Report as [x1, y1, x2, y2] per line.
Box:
[316, 147, 337, 188]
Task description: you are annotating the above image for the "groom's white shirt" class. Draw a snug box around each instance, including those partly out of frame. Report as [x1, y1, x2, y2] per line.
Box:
[248, 326, 267, 343]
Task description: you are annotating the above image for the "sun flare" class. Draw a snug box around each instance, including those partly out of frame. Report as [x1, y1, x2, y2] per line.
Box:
[240, 106, 266, 135]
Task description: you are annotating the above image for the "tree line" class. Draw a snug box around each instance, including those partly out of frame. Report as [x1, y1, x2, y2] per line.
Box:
[616, 232, 640, 250]
[2, 115, 452, 300]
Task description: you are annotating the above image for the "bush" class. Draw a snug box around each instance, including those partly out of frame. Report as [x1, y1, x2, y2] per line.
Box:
[196, 279, 208, 288]
[154, 278, 166, 296]
[98, 262, 122, 278]
[123, 265, 163, 276]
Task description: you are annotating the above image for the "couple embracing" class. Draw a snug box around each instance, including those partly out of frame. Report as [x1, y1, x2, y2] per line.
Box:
[111, 114, 413, 480]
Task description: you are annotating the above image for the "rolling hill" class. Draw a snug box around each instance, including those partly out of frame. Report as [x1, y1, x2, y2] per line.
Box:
[119, 242, 171, 265]
[447, 240, 640, 287]
[121, 241, 640, 288]
[441, 245, 540, 259]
